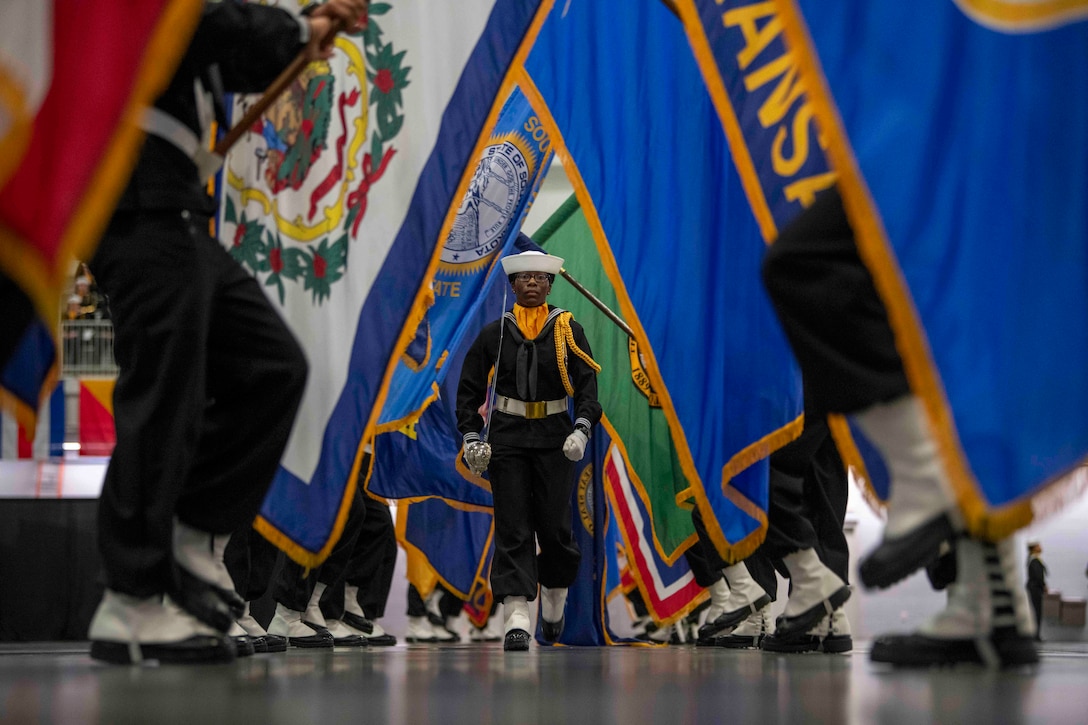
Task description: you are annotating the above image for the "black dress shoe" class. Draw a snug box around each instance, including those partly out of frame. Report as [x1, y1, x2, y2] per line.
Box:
[342, 612, 397, 646]
[249, 635, 269, 653]
[696, 631, 764, 649]
[761, 627, 851, 654]
[173, 567, 243, 633]
[869, 627, 1038, 668]
[697, 594, 773, 640]
[858, 514, 958, 590]
[332, 633, 368, 647]
[289, 622, 335, 649]
[262, 634, 289, 653]
[541, 616, 564, 642]
[774, 587, 851, 638]
[233, 635, 256, 657]
[90, 634, 236, 665]
[504, 629, 531, 651]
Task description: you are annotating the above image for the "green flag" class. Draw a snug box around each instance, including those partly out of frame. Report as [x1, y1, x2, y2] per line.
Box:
[536, 195, 696, 560]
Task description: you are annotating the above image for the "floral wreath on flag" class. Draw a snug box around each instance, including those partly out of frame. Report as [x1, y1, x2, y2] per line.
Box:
[221, 2, 409, 305]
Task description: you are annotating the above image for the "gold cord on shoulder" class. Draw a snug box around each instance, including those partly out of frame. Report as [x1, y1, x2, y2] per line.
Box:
[554, 312, 601, 396]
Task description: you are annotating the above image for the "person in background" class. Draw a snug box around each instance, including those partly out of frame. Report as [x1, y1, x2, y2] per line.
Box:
[1026, 541, 1047, 642]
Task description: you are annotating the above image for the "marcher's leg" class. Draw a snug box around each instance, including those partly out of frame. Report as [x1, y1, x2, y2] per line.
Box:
[689, 505, 774, 641]
[870, 537, 1038, 667]
[1030, 590, 1043, 641]
[224, 525, 287, 652]
[803, 425, 854, 651]
[487, 445, 539, 650]
[761, 428, 850, 641]
[268, 560, 333, 649]
[532, 448, 581, 642]
[175, 231, 307, 533]
[86, 213, 233, 664]
[763, 186, 1035, 666]
[343, 492, 399, 646]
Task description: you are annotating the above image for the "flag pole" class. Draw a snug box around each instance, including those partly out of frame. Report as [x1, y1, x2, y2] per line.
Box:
[213, 17, 351, 157]
[558, 268, 636, 340]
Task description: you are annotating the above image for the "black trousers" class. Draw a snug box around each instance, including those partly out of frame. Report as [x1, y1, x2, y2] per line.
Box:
[1028, 588, 1044, 639]
[761, 186, 909, 417]
[762, 417, 850, 583]
[686, 507, 778, 599]
[320, 486, 397, 621]
[224, 523, 281, 602]
[274, 482, 368, 612]
[488, 444, 581, 601]
[90, 210, 307, 597]
[404, 583, 464, 618]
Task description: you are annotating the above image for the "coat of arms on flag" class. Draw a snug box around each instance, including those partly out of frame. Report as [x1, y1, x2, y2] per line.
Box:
[222, 3, 408, 306]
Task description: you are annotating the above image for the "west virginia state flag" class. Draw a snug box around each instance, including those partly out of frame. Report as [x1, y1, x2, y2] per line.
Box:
[219, 0, 549, 567]
[0, 0, 201, 427]
[769, 1, 1088, 536]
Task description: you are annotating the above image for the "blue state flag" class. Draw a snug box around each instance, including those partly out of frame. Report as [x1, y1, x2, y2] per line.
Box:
[368, 232, 539, 506]
[377, 86, 554, 431]
[773, 1, 1088, 536]
[397, 497, 495, 601]
[521, 0, 802, 561]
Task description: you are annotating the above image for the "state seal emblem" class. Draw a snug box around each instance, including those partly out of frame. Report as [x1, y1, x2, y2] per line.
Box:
[441, 132, 539, 276]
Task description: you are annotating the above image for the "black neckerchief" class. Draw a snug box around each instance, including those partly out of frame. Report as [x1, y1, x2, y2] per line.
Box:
[502, 307, 565, 400]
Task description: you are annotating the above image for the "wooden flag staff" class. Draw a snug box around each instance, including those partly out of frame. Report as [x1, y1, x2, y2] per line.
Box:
[213, 18, 349, 158]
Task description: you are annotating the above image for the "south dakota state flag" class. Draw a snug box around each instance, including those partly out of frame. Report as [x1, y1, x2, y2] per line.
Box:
[0, 0, 201, 428]
[376, 85, 553, 432]
[368, 232, 539, 506]
[521, 0, 802, 561]
[769, 2, 1088, 536]
[219, 0, 548, 567]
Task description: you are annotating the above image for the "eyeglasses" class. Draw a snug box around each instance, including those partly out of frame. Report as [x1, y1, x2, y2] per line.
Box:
[514, 273, 552, 283]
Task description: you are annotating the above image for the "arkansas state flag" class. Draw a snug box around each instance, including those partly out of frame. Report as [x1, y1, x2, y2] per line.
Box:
[0, 0, 202, 427]
[771, 1, 1088, 536]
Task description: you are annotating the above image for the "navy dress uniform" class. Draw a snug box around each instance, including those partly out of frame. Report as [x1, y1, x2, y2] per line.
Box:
[86, 0, 366, 665]
[456, 251, 601, 651]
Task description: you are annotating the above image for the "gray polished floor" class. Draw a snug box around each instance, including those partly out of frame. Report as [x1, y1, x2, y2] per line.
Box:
[1, 641, 1087, 724]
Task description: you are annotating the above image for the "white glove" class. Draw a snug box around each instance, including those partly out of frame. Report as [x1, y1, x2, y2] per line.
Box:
[562, 429, 588, 462]
[464, 441, 492, 475]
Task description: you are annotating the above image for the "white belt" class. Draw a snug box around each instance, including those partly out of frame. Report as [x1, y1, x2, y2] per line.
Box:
[140, 107, 225, 182]
[495, 396, 567, 420]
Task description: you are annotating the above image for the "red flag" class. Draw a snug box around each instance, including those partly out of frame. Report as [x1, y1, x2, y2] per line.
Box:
[78, 378, 114, 457]
[0, 0, 201, 426]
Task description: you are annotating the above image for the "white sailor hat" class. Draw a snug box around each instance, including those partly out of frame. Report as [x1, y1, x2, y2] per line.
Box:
[500, 250, 564, 276]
